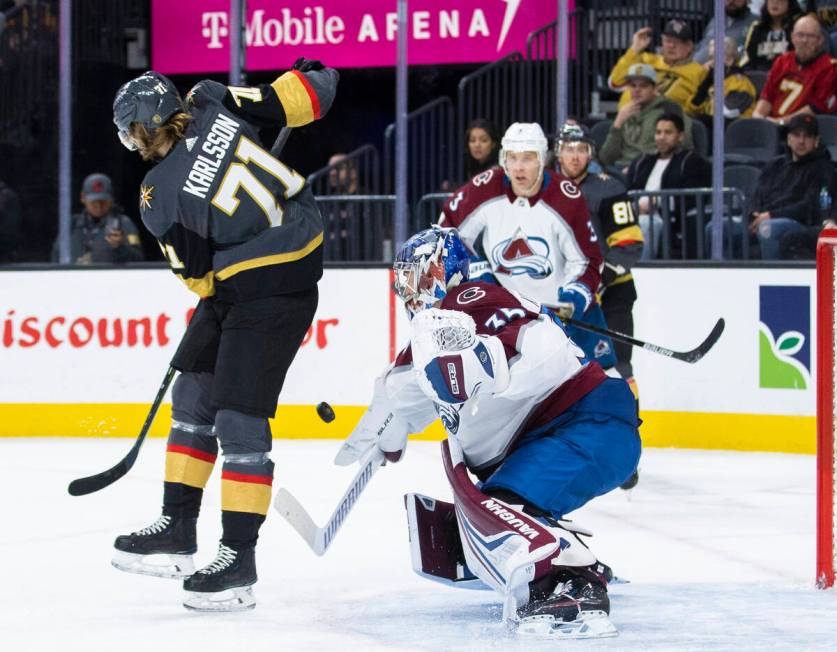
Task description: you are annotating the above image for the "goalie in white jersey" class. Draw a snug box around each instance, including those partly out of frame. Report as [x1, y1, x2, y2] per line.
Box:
[439, 122, 617, 369]
[335, 226, 640, 639]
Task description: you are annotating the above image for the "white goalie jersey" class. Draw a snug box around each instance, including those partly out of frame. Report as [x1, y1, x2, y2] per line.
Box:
[350, 282, 607, 473]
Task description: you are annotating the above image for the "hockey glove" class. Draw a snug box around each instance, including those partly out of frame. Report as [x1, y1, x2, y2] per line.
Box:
[555, 286, 590, 320]
[292, 57, 325, 72]
[334, 376, 409, 466]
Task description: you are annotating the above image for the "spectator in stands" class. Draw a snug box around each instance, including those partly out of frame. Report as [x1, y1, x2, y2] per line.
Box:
[463, 118, 501, 179]
[740, 0, 804, 71]
[608, 20, 705, 112]
[51, 173, 143, 264]
[694, 0, 759, 63]
[323, 153, 373, 261]
[688, 37, 758, 126]
[813, 0, 837, 32]
[748, 113, 837, 258]
[752, 14, 837, 122]
[626, 113, 712, 258]
[0, 176, 21, 263]
[327, 153, 361, 194]
[600, 64, 694, 172]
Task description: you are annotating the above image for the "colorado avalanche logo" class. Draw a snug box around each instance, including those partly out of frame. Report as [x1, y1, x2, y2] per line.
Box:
[491, 227, 552, 278]
[560, 180, 581, 199]
[436, 402, 461, 434]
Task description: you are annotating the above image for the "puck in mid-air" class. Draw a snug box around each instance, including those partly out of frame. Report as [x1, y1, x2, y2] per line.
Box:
[316, 401, 336, 423]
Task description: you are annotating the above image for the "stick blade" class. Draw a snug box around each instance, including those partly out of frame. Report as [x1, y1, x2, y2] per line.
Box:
[273, 488, 325, 555]
[679, 318, 725, 363]
[67, 463, 129, 496]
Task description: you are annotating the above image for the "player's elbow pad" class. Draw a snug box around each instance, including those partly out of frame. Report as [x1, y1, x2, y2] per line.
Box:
[416, 336, 509, 405]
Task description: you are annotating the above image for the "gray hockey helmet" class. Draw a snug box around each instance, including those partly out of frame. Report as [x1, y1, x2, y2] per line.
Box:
[113, 71, 183, 150]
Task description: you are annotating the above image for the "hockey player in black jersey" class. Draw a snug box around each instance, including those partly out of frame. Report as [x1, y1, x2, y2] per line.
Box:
[110, 60, 338, 611]
[555, 123, 643, 489]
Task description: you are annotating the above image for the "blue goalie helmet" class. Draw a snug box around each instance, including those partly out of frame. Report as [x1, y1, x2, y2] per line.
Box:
[113, 71, 183, 151]
[393, 226, 470, 316]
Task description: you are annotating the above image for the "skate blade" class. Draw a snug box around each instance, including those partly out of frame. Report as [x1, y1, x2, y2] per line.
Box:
[183, 586, 256, 612]
[111, 551, 195, 579]
[515, 611, 618, 639]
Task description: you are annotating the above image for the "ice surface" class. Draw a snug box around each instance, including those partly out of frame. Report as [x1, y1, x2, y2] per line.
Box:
[2, 438, 835, 651]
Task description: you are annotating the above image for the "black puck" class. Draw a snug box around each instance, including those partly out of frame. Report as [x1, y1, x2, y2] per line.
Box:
[316, 401, 335, 423]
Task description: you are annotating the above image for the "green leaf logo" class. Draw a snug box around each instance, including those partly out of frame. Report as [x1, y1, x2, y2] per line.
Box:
[759, 325, 808, 389]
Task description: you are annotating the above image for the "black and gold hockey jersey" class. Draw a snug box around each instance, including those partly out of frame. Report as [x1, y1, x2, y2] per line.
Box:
[139, 67, 338, 301]
[578, 171, 643, 304]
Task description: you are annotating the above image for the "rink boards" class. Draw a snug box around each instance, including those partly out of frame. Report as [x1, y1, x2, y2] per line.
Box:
[0, 265, 817, 453]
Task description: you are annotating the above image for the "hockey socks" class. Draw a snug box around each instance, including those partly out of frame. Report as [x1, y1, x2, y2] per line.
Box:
[164, 422, 218, 517]
[219, 456, 274, 548]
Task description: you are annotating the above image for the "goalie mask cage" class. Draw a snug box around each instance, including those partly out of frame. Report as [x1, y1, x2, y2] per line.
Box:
[817, 228, 837, 589]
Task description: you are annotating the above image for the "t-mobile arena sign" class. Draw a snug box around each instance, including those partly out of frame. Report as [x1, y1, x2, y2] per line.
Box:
[151, 0, 568, 74]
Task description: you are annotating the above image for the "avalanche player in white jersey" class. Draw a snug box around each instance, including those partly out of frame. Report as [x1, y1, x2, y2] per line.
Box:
[438, 122, 616, 369]
[335, 226, 640, 638]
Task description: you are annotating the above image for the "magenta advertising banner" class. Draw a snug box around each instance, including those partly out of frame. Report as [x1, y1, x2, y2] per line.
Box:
[151, 1, 569, 74]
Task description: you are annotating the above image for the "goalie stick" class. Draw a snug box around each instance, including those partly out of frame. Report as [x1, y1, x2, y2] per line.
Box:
[273, 444, 385, 555]
[68, 126, 296, 497]
[565, 316, 725, 364]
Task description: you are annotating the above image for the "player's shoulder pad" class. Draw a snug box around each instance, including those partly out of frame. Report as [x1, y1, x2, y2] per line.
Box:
[137, 168, 175, 238]
[442, 167, 506, 226]
[185, 80, 227, 109]
[542, 170, 584, 204]
[441, 282, 538, 319]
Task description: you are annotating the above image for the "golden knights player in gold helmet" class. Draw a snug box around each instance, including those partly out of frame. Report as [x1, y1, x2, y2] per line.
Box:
[110, 60, 338, 611]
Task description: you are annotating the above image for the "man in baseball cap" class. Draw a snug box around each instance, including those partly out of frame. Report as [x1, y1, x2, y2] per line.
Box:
[785, 113, 819, 138]
[748, 114, 837, 259]
[608, 19, 704, 111]
[600, 60, 694, 170]
[51, 172, 144, 264]
[625, 63, 657, 84]
[81, 173, 114, 202]
[662, 19, 694, 43]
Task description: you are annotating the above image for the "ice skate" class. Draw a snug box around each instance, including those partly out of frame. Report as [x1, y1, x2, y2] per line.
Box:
[112, 514, 196, 578]
[182, 544, 257, 612]
[620, 468, 640, 490]
[515, 572, 617, 639]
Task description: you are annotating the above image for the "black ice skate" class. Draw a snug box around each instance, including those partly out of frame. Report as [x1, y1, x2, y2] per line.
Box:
[515, 571, 617, 639]
[620, 468, 640, 490]
[182, 544, 257, 612]
[112, 514, 197, 578]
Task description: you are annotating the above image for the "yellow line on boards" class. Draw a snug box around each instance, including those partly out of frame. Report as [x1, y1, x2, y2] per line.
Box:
[0, 405, 816, 454]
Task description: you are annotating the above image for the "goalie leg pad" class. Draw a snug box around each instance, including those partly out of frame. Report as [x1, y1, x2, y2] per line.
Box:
[441, 440, 598, 620]
[404, 493, 488, 590]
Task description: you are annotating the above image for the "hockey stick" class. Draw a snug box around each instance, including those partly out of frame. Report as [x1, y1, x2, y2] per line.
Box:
[68, 366, 176, 496]
[565, 316, 725, 364]
[67, 125, 298, 497]
[273, 445, 385, 555]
